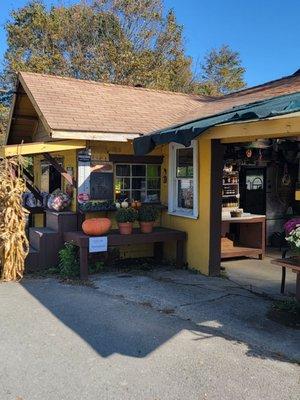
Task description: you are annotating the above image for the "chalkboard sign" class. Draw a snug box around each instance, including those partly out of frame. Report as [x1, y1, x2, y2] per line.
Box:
[90, 171, 114, 200]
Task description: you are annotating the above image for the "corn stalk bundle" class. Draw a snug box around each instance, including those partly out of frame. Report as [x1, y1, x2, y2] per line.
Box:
[0, 157, 29, 281]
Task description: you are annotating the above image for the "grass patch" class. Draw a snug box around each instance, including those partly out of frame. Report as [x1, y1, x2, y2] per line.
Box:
[267, 299, 300, 329]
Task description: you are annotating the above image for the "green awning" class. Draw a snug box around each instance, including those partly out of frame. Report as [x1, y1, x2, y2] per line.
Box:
[133, 92, 300, 155]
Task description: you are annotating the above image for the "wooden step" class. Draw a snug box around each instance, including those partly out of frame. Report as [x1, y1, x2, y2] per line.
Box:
[29, 227, 62, 268]
[25, 245, 40, 272]
[46, 211, 78, 232]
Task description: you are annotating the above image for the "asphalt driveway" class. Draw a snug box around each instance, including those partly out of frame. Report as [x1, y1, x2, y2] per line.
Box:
[0, 268, 299, 400]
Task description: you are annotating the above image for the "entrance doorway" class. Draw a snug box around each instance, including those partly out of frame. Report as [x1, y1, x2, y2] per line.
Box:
[216, 138, 300, 297]
[239, 166, 266, 215]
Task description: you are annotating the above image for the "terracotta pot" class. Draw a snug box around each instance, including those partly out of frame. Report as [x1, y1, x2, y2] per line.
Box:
[139, 221, 154, 234]
[118, 222, 133, 235]
[82, 218, 112, 236]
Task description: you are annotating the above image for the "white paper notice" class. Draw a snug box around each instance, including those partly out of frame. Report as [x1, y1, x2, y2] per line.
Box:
[89, 237, 108, 253]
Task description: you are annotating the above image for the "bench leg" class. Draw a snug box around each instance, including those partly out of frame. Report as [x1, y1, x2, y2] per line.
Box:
[296, 273, 300, 302]
[176, 240, 184, 268]
[80, 246, 89, 280]
[281, 266, 286, 294]
[154, 242, 163, 262]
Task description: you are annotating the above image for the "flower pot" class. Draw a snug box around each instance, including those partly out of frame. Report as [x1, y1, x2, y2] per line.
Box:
[139, 221, 154, 234]
[118, 222, 133, 235]
[82, 218, 112, 236]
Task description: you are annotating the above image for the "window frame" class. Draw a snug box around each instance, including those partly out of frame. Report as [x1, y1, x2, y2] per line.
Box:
[114, 163, 161, 203]
[168, 141, 198, 219]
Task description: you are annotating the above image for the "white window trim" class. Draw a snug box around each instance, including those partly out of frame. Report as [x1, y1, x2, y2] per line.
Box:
[168, 141, 198, 219]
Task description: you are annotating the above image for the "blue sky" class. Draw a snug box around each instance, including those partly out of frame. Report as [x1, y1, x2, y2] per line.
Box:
[0, 0, 299, 87]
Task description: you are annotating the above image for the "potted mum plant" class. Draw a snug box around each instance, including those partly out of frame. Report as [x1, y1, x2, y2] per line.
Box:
[285, 218, 300, 259]
[137, 205, 159, 234]
[115, 207, 137, 235]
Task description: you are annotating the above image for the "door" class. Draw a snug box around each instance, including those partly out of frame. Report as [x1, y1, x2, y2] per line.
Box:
[240, 167, 266, 215]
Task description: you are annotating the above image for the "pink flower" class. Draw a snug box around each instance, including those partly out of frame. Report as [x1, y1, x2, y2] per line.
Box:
[284, 218, 300, 235]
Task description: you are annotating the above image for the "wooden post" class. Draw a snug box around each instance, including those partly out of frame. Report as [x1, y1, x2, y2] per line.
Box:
[176, 240, 184, 268]
[153, 242, 164, 261]
[209, 139, 224, 276]
[79, 246, 89, 280]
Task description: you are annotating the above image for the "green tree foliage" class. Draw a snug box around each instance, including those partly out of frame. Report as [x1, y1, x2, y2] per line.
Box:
[2, 0, 193, 92]
[195, 45, 246, 96]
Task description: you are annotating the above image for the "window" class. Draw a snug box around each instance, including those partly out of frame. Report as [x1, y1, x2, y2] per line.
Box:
[115, 164, 161, 202]
[168, 141, 198, 218]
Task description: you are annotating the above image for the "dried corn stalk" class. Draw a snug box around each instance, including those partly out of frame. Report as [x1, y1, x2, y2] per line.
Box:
[0, 157, 29, 281]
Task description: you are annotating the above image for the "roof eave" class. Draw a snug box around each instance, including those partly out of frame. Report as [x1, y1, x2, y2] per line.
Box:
[51, 129, 141, 142]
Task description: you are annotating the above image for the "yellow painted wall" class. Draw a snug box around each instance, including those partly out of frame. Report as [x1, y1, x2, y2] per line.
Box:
[160, 138, 212, 274]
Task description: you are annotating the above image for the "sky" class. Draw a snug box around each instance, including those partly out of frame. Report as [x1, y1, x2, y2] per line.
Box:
[0, 0, 299, 87]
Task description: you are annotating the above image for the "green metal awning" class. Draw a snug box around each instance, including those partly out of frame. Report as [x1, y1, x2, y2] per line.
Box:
[133, 92, 300, 155]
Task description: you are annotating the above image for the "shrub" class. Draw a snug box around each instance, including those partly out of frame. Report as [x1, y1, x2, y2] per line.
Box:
[115, 207, 137, 223]
[58, 242, 80, 278]
[137, 205, 159, 222]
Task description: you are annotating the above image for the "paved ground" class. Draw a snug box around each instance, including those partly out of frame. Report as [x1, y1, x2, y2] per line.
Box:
[0, 268, 299, 400]
[222, 254, 296, 297]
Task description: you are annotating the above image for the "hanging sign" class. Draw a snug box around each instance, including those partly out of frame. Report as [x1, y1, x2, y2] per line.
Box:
[89, 236, 108, 253]
[78, 150, 91, 203]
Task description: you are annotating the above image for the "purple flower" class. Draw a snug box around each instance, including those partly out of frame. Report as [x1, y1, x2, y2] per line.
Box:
[284, 218, 300, 235]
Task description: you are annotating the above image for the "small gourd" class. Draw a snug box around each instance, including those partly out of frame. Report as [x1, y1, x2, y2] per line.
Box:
[121, 199, 129, 208]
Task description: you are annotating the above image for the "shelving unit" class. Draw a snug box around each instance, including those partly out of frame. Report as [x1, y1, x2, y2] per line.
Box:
[222, 169, 239, 211]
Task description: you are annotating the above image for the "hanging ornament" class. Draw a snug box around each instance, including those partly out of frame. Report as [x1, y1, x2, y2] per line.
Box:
[245, 149, 252, 158]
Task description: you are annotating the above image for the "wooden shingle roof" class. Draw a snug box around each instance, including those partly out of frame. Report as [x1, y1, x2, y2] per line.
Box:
[19, 72, 211, 137]
[16, 69, 300, 140]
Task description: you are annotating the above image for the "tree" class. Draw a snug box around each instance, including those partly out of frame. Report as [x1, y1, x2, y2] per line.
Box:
[196, 45, 246, 96]
[2, 0, 193, 92]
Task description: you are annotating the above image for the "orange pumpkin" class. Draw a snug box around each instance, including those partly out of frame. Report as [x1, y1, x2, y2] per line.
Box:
[82, 218, 112, 236]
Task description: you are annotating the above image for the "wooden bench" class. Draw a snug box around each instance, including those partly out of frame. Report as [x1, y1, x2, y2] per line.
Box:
[64, 227, 187, 280]
[271, 257, 300, 301]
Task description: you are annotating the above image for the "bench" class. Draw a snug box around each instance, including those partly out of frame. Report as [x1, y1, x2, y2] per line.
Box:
[271, 257, 300, 301]
[64, 227, 187, 280]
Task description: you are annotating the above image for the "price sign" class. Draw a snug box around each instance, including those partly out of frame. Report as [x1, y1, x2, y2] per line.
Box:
[89, 236, 108, 253]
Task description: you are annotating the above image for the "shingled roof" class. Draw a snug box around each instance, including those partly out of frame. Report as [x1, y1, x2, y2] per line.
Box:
[12, 69, 300, 142]
[18, 71, 211, 138]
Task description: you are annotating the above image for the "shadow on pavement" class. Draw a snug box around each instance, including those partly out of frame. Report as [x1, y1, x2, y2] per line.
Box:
[21, 275, 299, 363]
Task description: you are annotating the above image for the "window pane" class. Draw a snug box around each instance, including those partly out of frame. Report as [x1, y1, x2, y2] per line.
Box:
[132, 178, 146, 190]
[132, 165, 146, 176]
[177, 179, 193, 209]
[116, 164, 130, 176]
[123, 178, 130, 189]
[146, 190, 160, 203]
[147, 178, 160, 189]
[176, 148, 193, 178]
[147, 165, 161, 177]
[132, 190, 146, 201]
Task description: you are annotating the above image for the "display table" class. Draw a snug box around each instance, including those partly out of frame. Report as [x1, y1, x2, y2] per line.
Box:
[221, 214, 266, 259]
[64, 227, 187, 280]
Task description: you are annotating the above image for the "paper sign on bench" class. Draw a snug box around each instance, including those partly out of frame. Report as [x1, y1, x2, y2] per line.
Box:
[89, 236, 108, 253]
